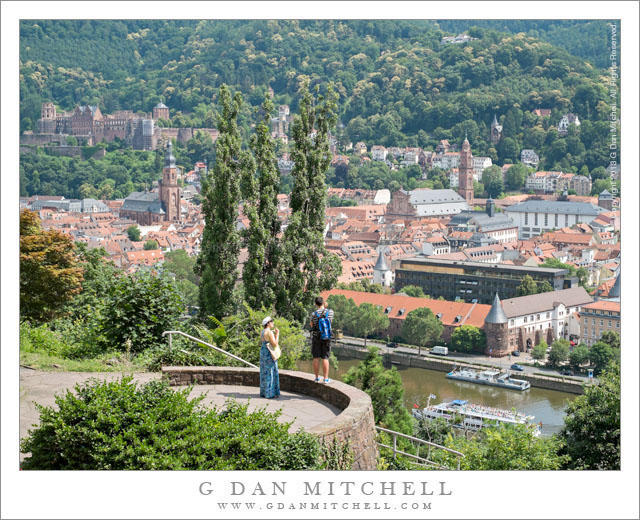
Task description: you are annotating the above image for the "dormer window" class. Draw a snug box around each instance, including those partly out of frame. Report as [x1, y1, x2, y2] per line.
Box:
[384, 306, 392, 314]
[397, 308, 405, 316]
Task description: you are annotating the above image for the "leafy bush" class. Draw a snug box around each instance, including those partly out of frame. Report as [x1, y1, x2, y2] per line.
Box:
[320, 437, 354, 470]
[20, 321, 67, 356]
[100, 272, 184, 353]
[433, 423, 568, 470]
[197, 306, 307, 370]
[21, 377, 324, 470]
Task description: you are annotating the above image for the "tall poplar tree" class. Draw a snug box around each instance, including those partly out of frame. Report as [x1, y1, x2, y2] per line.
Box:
[242, 95, 282, 310]
[276, 82, 342, 322]
[196, 85, 253, 319]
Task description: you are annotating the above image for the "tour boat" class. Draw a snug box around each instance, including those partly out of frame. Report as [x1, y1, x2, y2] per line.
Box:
[446, 367, 531, 391]
[413, 399, 541, 436]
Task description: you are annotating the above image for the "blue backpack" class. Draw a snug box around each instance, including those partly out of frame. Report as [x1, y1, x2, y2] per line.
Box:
[315, 309, 332, 340]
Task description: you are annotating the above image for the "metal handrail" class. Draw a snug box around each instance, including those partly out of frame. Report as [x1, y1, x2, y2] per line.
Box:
[375, 425, 465, 470]
[162, 330, 258, 368]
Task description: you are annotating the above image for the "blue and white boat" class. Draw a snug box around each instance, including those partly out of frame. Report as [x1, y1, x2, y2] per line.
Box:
[446, 367, 531, 391]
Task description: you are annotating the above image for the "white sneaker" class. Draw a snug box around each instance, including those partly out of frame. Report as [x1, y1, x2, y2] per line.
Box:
[323, 378, 331, 384]
[314, 377, 321, 383]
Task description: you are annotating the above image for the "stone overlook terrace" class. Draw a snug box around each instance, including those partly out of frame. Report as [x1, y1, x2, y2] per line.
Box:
[20, 366, 379, 470]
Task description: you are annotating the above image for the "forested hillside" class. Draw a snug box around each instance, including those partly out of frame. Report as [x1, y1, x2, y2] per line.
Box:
[436, 20, 616, 69]
[20, 20, 619, 198]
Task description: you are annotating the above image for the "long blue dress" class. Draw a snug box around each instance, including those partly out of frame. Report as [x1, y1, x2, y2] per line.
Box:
[260, 330, 280, 399]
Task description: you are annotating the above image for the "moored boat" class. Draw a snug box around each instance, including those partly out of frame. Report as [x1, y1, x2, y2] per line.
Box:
[413, 399, 541, 436]
[446, 367, 531, 391]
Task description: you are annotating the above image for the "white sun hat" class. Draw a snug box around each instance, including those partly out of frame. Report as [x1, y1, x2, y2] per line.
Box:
[262, 316, 273, 327]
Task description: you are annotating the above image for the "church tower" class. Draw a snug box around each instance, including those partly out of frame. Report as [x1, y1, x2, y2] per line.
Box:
[458, 135, 474, 206]
[160, 141, 181, 222]
[490, 114, 502, 145]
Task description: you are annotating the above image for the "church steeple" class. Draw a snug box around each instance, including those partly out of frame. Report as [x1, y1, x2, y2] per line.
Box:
[458, 136, 474, 206]
[164, 140, 176, 169]
[160, 140, 181, 222]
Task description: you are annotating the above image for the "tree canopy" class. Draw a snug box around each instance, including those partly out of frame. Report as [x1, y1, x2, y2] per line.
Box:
[20, 210, 84, 322]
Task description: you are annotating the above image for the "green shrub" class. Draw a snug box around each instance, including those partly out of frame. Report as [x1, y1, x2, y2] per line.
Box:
[139, 341, 221, 372]
[21, 377, 324, 470]
[20, 321, 67, 356]
[100, 272, 184, 353]
[20, 319, 108, 360]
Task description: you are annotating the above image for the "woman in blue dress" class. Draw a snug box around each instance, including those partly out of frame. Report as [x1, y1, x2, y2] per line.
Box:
[260, 316, 280, 399]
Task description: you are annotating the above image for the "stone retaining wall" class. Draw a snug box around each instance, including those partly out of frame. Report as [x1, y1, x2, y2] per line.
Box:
[161, 366, 378, 470]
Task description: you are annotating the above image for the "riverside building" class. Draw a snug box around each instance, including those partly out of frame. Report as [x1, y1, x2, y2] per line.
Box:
[394, 258, 569, 305]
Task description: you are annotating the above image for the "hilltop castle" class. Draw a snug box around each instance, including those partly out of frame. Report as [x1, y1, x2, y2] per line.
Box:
[27, 101, 218, 151]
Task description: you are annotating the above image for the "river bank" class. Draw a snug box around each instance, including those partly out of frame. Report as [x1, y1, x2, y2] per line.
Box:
[332, 341, 586, 395]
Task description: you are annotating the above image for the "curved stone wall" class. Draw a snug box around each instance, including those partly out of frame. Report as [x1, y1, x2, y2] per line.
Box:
[161, 366, 378, 470]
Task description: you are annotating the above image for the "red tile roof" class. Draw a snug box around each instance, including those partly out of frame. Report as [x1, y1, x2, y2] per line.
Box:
[321, 289, 490, 328]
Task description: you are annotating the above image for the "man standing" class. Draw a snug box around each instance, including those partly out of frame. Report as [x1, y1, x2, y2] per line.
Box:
[310, 296, 334, 383]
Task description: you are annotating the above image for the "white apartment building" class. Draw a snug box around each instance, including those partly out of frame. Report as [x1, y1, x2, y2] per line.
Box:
[558, 113, 581, 135]
[473, 156, 492, 176]
[520, 149, 540, 167]
[501, 287, 593, 349]
[371, 145, 388, 161]
[504, 200, 607, 239]
[431, 152, 460, 170]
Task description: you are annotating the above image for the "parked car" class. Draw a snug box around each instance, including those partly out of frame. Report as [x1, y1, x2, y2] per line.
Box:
[510, 364, 524, 372]
[386, 342, 398, 349]
[431, 346, 448, 356]
[560, 368, 574, 376]
[512, 350, 520, 357]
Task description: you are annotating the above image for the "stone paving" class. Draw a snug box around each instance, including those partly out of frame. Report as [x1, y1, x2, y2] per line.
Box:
[19, 368, 341, 449]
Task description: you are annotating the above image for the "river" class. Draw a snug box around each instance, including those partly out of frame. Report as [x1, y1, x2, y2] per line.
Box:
[296, 355, 578, 436]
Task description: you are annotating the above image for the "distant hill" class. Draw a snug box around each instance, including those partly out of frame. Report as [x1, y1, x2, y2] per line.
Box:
[20, 20, 618, 187]
[436, 20, 616, 68]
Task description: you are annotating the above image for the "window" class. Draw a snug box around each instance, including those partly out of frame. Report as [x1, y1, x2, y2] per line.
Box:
[524, 213, 529, 225]
[536, 314, 540, 320]
[554, 214, 559, 227]
[510, 320, 514, 326]
[600, 320, 604, 326]
[565, 215, 569, 226]
[544, 213, 548, 226]
[534, 213, 538, 225]
[524, 317, 528, 323]
[616, 322, 620, 328]
[592, 319, 596, 325]
[547, 313, 550, 319]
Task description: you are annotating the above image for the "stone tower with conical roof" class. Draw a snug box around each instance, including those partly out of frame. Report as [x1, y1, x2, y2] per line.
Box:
[607, 274, 620, 301]
[458, 136, 474, 206]
[159, 141, 181, 222]
[484, 292, 510, 356]
[373, 250, 393, 287]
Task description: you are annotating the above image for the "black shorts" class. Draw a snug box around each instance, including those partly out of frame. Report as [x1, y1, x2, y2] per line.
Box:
[311, 336, 331, 360]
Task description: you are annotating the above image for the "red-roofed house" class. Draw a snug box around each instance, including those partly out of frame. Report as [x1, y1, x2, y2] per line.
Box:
[321, 289, 491, 343]
[580, 300, 620, 346]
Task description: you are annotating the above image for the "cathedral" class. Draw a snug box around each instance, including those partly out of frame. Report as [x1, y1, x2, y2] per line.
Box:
[120, 141, 182, 226]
